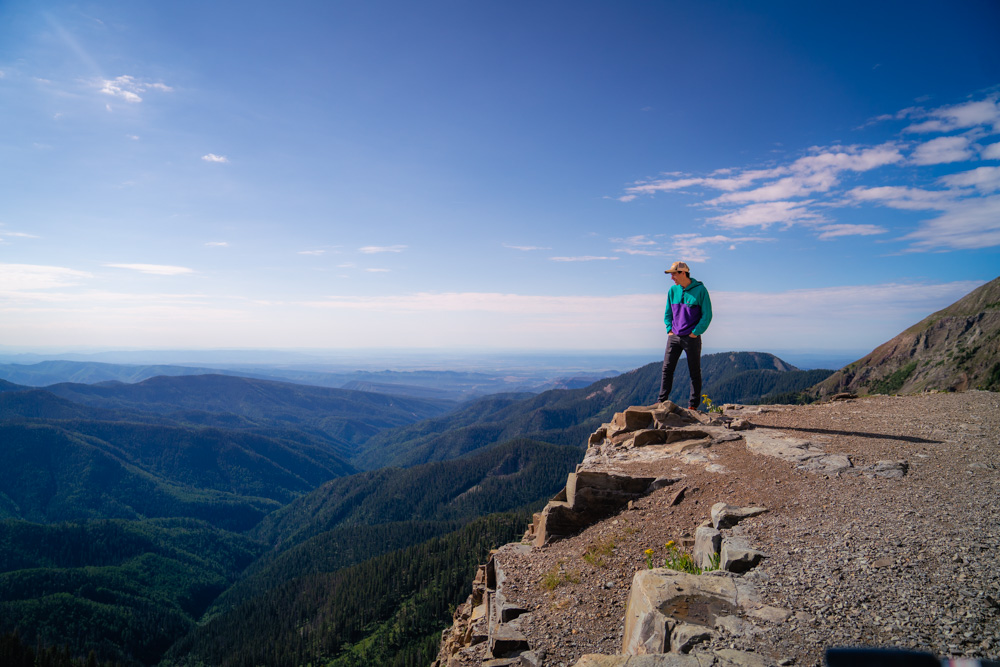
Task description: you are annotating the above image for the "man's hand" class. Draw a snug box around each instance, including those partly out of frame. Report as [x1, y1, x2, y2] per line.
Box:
[689, 334, 699, 338]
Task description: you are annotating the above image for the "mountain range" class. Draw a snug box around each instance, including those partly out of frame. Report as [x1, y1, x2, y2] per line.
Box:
[0, 350, 827, 665]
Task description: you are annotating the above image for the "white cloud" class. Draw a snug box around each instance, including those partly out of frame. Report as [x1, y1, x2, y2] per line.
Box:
[104, 264, 195, 276]
[365, 268, 391, 272]
[708, 201, 824, 228]
[901, 195, 1000, 251]
[982, 142, 1000, 160]
[98, 75, 172, 103]
[816, 224, 887, 240]
[847, 186, 954, 211]
[549, 256, 620, 262]
[298, 249, 325, 255]
[939, 166, 1000, 192]
[0, 263, 92, 292]
[205, 241, 229, 247]
[201, 154, 229, 163]
[359, 245, 407, 254]
[910, 136, 975, 165]
[905, 97, 1000, 134]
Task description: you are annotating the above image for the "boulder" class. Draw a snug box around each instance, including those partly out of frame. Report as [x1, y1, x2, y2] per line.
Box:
[746, 605, 791, 624]
[720, 537, 767, 573]
[533, 471, 656, 545]
[743, 429, 853, 475]
[632, 429, 671, 447]
[611, 407, 656, 433]
[710, 503, 768, 529]
[670, 622, 713, 653]
[693, 526, 722, 570]
[871, 460, 908, 478]
[622, 569, 747, 656]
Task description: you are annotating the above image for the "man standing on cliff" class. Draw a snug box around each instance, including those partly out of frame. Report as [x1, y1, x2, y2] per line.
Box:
[658, 261, 713, 411]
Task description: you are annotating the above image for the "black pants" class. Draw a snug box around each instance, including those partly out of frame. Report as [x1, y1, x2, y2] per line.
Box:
[658, 334, 702, 408]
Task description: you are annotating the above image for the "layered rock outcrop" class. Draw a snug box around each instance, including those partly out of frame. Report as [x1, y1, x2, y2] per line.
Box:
[433, 402, 775, 666]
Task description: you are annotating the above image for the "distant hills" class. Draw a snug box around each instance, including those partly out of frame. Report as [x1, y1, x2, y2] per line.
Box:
[0, 360, 619, 402]
[813, 276, 1000, 397]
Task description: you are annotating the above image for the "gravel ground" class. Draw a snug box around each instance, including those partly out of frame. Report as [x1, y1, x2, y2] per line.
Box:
[447, 391, 1000, 667]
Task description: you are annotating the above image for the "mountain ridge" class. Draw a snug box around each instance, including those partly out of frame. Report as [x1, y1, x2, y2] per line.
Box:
[813, 276, 1000, 396]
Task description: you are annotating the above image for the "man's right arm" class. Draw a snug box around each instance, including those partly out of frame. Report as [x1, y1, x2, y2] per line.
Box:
[663, 293, 673, 334]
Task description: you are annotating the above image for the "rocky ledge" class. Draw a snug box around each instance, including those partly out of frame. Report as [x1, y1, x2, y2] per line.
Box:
[432, 391, 1000, 667]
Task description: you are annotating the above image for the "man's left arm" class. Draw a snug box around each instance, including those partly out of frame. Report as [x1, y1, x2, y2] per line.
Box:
[691, 287, 713, 336]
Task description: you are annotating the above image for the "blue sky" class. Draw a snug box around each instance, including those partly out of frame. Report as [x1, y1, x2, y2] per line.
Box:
[1, 1, 998, 356]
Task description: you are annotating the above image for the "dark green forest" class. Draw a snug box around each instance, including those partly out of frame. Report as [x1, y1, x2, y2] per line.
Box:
[0, 355, 831, 665]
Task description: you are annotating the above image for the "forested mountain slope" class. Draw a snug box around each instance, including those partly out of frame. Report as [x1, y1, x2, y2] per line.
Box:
[162, 513, 529, 667]
[43, 374, 455, 448]
[0, 518, 262, 665]
[204, 438, 581, 618]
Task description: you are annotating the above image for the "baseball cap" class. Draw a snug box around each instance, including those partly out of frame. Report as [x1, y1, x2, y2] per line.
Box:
[665, 261, 690, 274]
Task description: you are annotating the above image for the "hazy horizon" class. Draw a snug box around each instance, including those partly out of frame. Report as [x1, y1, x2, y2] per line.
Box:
[0, 345, 865, 373]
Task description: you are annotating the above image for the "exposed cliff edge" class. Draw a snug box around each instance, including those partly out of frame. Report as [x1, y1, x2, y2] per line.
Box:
[432, 391, 1000, 666]
[812, 276, 1000, 397]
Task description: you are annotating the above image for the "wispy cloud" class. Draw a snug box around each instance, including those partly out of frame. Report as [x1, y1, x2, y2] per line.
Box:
[98, 75, 173, 103]
[847, 186, 953, 211]
[359, 245, 407, 254]
[201, 154, 229, 163]
[298, 249, 325, 255]
[900, 196, 1000, 251]
[0, 263, 92, 292]
[365, 268, 391, 272]
[816, 224, 887, 241]
[504, 243, 551, 251]
[910, 136, 975, 165]
[939, 166, 1000, 192]
[611, 235, 664, 256]
[671, 233, 773, 261]
[709, 201, 825, 228]
[0, 228, 39, 243]
[903, 97, 1000, 133]
[205, 241, 229, 247]
[549, 256, 620, 262]
[104, 264, 195, 276]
